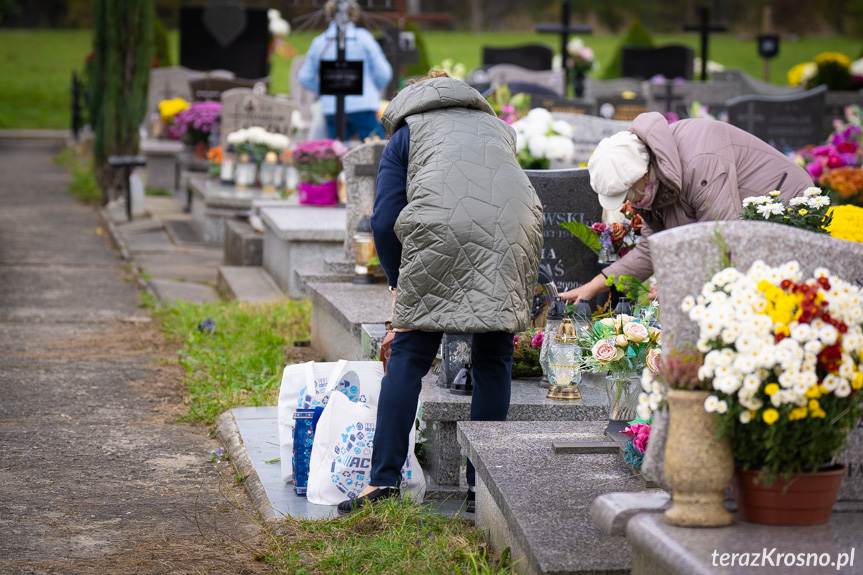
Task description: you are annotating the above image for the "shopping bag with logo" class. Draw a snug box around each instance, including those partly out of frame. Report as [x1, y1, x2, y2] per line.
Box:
[278, 360, 383, 483]
[306, 391, 426, 506]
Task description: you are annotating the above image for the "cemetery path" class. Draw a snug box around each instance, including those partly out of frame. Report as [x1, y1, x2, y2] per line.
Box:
[0, 139, 268, 575]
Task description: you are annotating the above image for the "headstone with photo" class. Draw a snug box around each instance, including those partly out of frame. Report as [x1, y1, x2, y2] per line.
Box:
[648, 220, 863, 500]
[530, 95, 593, 116]
[481, 44, 554, 71]
[179, 4, 270, 80]
[621, 45, 694, 81]
[525, 168, 602, 293]
[219, 89, 296, 149]
[585, 77, 645, 101]
[726, 84, 827, 153]
[596, 96, 648, 122]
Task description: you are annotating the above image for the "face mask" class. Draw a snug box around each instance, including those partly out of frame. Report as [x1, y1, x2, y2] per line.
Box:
[631, 169, 658, 210]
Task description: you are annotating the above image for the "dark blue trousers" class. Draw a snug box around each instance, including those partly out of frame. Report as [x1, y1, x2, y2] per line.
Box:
[369, 330, 514, 487]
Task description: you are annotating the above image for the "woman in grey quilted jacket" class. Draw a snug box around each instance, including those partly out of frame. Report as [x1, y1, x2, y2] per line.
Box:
[336, 71, 544, 514]
[560, 111, 814, 304]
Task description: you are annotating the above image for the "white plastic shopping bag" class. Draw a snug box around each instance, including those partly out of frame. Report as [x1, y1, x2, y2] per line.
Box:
[277, 360, 383, 483]
[306, 391, 426, 506]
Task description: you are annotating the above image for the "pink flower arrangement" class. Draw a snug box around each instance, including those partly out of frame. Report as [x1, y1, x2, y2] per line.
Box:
[621, 422, 651, 453]
[531, 332, 543, 348]
[173, 101, 222, 144]
[293, 139, 348, 185]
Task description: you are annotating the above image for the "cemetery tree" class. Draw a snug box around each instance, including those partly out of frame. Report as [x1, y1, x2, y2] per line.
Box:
[88, 0, 153, 201]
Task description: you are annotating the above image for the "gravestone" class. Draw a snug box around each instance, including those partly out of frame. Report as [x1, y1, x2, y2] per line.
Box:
[596, 96, 647, 121]
[621, 45, 694, 80]
[713, 69, 803, 97]
[529, 95, 593, 116]
[189, 76, 267, 101]
[525, 168, 602, 293]
[643, 79, 741, 118]
[649, 220, 863, 500]
[180, 4, 270, 80]
[481, 44, 554, 71]
[486, 64, 566, 96]
[727, 85, 827, 153]
[340, 140, 387, 263]
[585, 77, 645, 100]
[551, 113, 630, 165]
[218, 89, 296, 149]
[145, 66, 210, 129]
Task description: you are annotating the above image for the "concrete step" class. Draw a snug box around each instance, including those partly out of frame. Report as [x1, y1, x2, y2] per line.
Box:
[218, 266, 284, 302]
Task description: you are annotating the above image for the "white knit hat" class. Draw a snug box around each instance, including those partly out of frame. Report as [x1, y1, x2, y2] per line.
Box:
[587, 131, 650, 211]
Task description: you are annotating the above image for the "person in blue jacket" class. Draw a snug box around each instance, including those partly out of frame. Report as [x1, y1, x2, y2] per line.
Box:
[298, 1, 392, 141]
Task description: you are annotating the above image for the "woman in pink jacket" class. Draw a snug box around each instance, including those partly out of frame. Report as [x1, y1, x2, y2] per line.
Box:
[560, 111, 814, 303]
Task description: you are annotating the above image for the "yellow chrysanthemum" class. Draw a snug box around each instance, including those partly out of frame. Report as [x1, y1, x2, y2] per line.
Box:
[789, 406, 809, 421]
[811, 409, 827, 419]
[765, 383, 780, 396]
[827, 205, 863, 243]
[763, 408, 779, 425]
[814, 51, 851, 69]
[805, 385, 822, 399]
[787, 62, 815, 86]
[799, 209, 808, 216]
[808, 399, 821, 411]
[852, 372, 863, 390]
[158, 97, 190, 122]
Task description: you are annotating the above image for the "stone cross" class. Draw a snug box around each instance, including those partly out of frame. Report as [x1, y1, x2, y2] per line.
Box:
[736, 101, 766, 133]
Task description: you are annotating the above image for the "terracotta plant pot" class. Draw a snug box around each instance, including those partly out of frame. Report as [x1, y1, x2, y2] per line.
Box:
[664, 389, 734, 527]
[733, 465, 846, 525]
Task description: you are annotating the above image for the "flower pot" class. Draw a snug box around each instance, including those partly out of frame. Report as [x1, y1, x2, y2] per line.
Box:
[605, 373, 641, 423]
[733, 465, 846, 525]
[298, 180, 339, 206]
[663, 389, 734, 527]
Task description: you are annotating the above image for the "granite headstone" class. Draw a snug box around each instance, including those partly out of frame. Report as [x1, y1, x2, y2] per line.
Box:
[340, 140, 387, 262]
[146, 66, 209, 128]
[551, 113, 630, 165]
[596, 96, 648, 122]
[219, 88, 296, 149]
[727, 85, 827, 153]
[486, 64, 566, 96]
[621, 45, 694, 81]
[643, 79, 741, 118]
[481, 44, 554, 71]
[190, 76, 266, 101]
[585, 77, 645, 100]
[525, 168, 602, 293]
[648, 221, 863, 500]
[529, 95, 593, 116]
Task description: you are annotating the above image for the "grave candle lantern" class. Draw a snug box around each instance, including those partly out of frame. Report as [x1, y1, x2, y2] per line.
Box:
[352, 215, 376, 284]
[539, 296, 566, 386]
[234, 153, 256, 190]
[260, 151, 279, 194]
[547, 318, 582, 400]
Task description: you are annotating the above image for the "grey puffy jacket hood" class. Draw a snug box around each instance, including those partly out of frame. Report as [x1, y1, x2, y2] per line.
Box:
[382, 78, 544, 333]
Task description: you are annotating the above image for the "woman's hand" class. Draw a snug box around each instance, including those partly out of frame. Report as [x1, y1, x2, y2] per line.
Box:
[559, 274, 610, 303]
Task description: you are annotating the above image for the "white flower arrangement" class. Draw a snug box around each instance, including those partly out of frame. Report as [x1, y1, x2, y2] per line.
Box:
[268, 9, 290, 37]
[685, 259, 863, 478]
[511, 108, 576, 169]
[741, 187, 832, 234]
[226, 126, 290, 152]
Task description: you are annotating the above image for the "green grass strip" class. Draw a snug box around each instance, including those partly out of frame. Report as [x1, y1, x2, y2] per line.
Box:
[153, 298, 311, 425]
[266, 498, 514, 575]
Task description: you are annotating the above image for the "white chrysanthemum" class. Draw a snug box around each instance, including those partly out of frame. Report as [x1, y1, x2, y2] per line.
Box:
[527, 135, 550, 159]
[789, 196, 809, 206]
[756, 203, 786, 218]
[551, 120, 574, 138]
[743, 195, 771, 205]
[681, 296, 696, 312]
[739, 410, 752, 424]
[696, 338, 711, 353]
[808, 196, 831, 208]
[525, 107, 554, 125]
[704, 395, 719, 412]
[818, 325, 838, 346]
[742, 374, 761, 391]
[637, 404, 652, 421]
[698, 365, 713, 381]
[804, 186, 823, 197]
[791, 324, 813, 343]
[648, 394, 661, 411]
[640, 368, 655, 392]
[715, 375, 742, 394]
[822, 373, 842, 392]
[835, 381, 852, 398]
[716, 400, 728, 414]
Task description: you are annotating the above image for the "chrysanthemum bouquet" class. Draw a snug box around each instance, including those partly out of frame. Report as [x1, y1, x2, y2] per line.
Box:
[684, 260, 863, 481]
[827, 204, 863, 243]
[511, 108, 576, 169]
[174, 101, 222, 144]
[227, 126, 291, 164]
[292, 138, 348, 185]
[512, 327, 544, 378]
[741, 187, 833, 234]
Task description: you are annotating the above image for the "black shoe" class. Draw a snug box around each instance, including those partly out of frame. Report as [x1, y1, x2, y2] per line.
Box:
[465, 489, 475, 513]
[337, 487, 399, 515]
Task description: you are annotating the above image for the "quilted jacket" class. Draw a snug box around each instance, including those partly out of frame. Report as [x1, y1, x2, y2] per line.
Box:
[378, 77, 544, 333]
[605, 112, 814, 281]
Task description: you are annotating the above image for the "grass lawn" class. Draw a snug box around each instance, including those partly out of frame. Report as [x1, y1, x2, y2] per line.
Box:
[1, 28, 861, 129]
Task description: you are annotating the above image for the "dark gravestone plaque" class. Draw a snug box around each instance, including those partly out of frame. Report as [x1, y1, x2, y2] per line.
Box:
[727, 85, 827, 153]
[482, 44, 554, 71]
[525, 168, 602, 293]
[622, 45, 694, 80]
[319, 60, 365, 96]
[526, 96, 593, 116]
[180, 5, 269, 79]
[596, 97, 648, 121]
